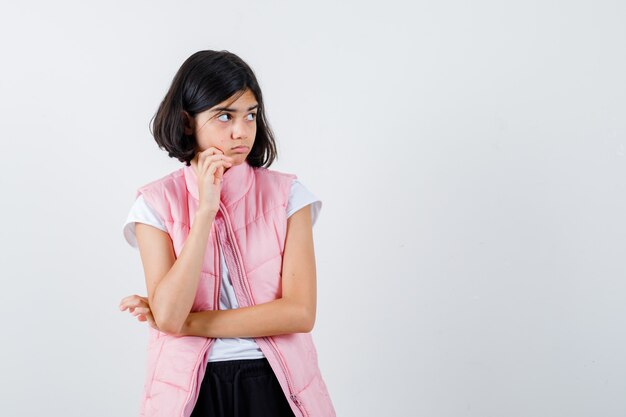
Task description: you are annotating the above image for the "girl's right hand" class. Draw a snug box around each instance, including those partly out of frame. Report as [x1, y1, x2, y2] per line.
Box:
[191, 147, 234, 213]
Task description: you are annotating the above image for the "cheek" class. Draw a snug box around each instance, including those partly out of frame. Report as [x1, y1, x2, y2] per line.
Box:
[197, 130, 227, 147]
[249, 125, 257, 141]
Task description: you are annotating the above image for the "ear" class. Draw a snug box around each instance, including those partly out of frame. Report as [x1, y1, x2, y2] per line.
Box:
[181, 111, 194, 135]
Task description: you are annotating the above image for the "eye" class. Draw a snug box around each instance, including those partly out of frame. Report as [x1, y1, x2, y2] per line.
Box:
[247, 112, 257, 121]
[217, 113, 231, 122]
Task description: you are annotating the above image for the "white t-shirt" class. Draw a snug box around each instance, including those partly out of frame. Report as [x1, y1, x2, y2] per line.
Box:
[123, 178, 321, 362]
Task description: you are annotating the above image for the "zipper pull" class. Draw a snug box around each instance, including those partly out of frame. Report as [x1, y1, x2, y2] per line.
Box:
[290, 394, 300, 405]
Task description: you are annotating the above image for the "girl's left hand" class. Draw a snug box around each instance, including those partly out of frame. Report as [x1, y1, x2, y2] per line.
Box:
[119, 294, 159, 331]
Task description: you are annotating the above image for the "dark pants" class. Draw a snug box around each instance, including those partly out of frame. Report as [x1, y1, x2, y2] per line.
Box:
[190, 358, 296, 417]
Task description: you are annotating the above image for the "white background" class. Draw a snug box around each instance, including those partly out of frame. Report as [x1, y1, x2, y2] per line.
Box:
[1, 1, 625, 416]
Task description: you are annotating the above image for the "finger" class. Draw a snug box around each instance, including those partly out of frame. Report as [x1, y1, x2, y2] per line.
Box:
[129, 307, 148, 317]
[131, 299, 149, 308]
[198, 147, 225, 171]
[200, 161, 228, 187]
[201, 155, 231, 179]
[208, 160, 232, 178]
[121, 296, 150, 311]
[132, 307, 150, 316]
[146, 311, 156, 322]
[199, 151, 233, 172]
[120, 294, 143, 305]
[199, 147, 224, 158]
[214, 165, 225, 185]
[119, 295, 139, 309]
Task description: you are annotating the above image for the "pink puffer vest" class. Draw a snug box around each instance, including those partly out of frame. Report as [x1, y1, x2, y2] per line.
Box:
[133, 160, 336, 417]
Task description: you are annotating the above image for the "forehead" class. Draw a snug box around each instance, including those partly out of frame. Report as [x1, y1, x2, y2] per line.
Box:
[211, 89, 258, 112]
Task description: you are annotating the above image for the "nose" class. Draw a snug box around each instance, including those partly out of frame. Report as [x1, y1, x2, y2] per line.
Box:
[231, 117, 250, 140]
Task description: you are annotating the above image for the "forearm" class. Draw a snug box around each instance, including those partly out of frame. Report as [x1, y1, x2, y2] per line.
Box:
[182, 298, 312, 338]
[152, 208, 216, 333]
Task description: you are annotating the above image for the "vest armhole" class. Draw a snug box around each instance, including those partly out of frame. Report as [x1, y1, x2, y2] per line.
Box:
[285, 173, 298, 206]
[137, 188, 171, 226]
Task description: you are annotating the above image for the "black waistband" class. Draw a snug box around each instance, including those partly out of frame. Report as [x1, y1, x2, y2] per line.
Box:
[205, 357, 274, 380]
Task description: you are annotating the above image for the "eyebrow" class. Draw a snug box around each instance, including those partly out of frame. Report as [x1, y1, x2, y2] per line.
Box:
[211, 103, 259, 113]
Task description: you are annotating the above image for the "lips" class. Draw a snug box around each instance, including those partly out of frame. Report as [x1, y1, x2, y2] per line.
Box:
[232, 146, 249, 151]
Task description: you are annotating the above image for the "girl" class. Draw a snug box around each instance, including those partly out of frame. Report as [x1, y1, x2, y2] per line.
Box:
[118, 50, 335, 417]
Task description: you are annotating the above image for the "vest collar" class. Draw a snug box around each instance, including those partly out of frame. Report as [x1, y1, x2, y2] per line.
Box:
[183, 159, 254, 207]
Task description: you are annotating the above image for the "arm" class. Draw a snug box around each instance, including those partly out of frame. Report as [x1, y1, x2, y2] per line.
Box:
[135, 207, 216, 334]
[182, 203, 318, 338]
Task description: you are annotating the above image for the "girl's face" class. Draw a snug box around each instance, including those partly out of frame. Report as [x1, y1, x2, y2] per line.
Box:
[185, 89, 258, 171]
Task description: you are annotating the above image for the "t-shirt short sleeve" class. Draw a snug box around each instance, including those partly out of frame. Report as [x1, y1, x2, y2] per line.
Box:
[286, 178, 322, 227]
[122, 194, 168, 249]
[123, 179, 321, 249]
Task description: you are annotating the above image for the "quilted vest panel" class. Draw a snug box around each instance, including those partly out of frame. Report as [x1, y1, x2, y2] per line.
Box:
[133, 160, 336, 417]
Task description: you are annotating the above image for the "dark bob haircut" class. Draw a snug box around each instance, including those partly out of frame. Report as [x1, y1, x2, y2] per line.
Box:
[149, 50, 277, 167]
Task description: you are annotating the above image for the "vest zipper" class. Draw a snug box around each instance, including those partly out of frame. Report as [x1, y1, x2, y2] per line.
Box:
[216, 203, 309, 417]
[214, 220, 221, 311]
[181, 339, 212, 417]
